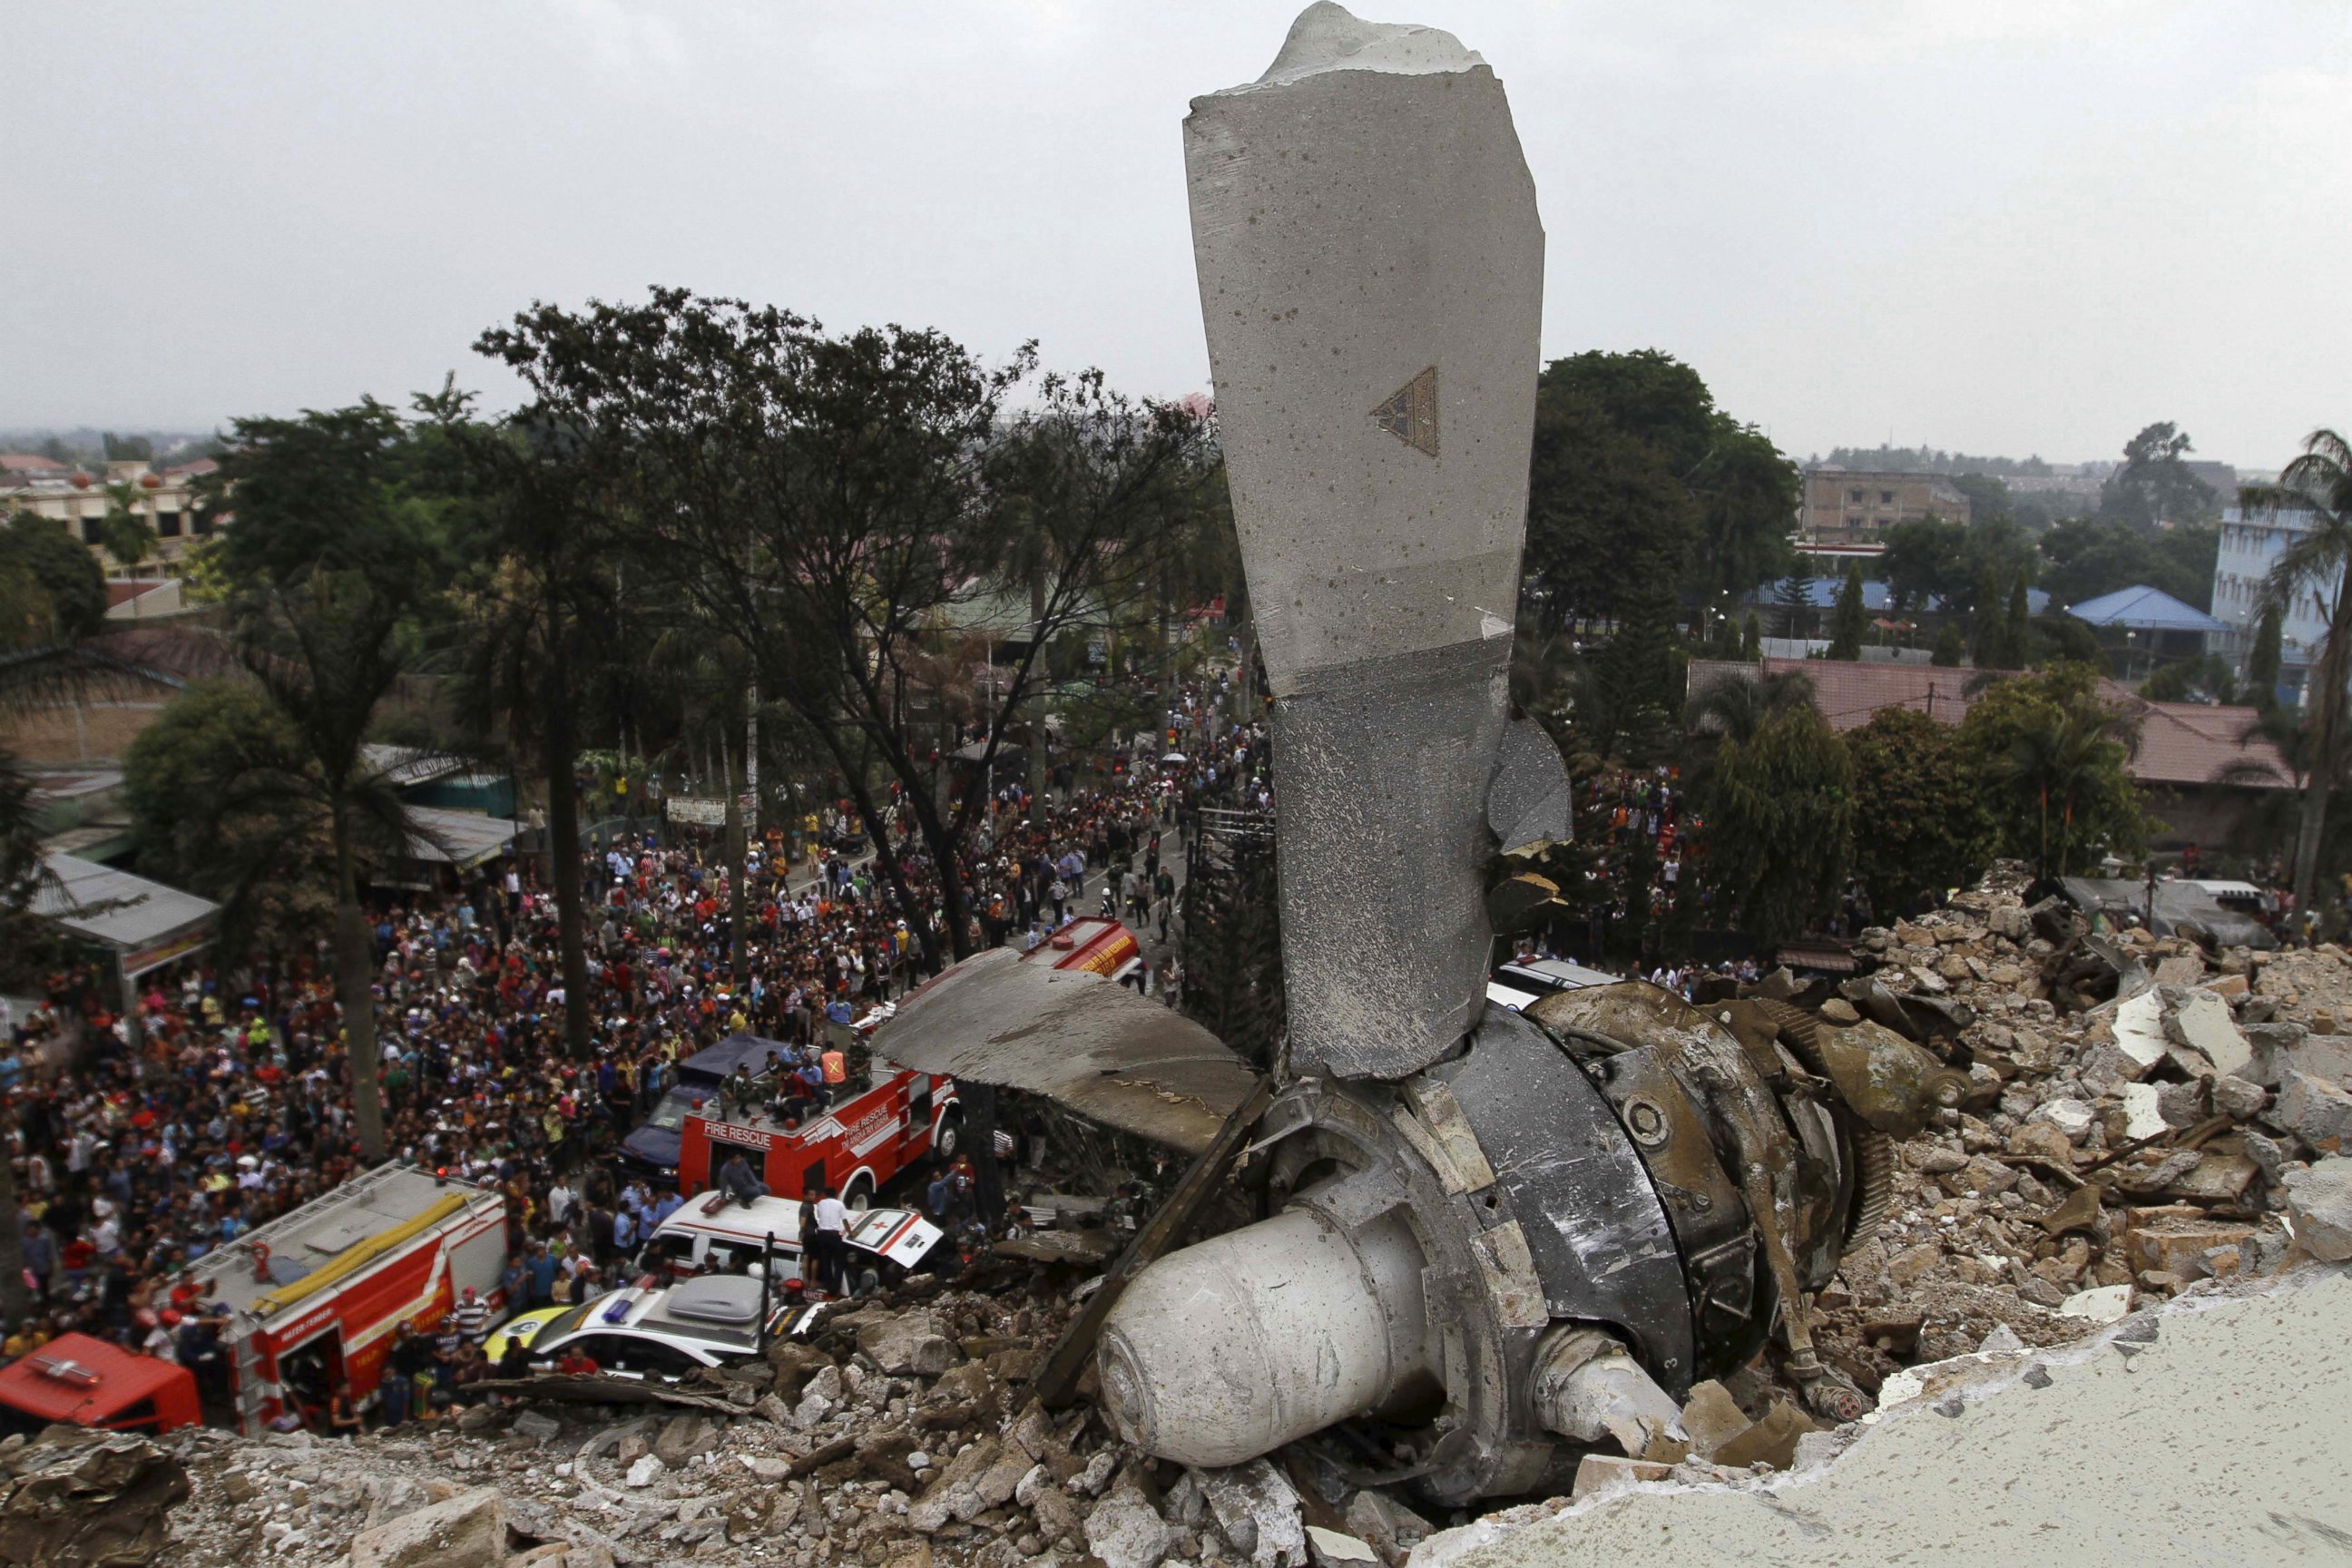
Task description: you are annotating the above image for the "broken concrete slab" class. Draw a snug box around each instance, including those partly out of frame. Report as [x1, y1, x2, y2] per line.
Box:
[2028, 1097, 2095, 1142]
[1672, 1381, 1749, 1459]
[2111, 988, 2171, 1073]
[349, 1485, 504, 1568]
[1083, 1469, 1172, 1568]
[2282, 1158, 2352, 1262]
[2122, 1213, 2255, 1279]
[1199, 1459, 1310, 1568]
[2271, 1070, 2352, 1154]
[2165, 990, 2251, 1076]
[2243, 1024, 2352, 1090]
[2119, 1083, 2169, 1141]
[1308, 1524, 1384, 1567]
[1567, 1455, 1672, 1501]
[2057, 1284, 2135, 1324]
[1420, 1272, 2352, 1568]
[1704, 1401, 1817, 1472]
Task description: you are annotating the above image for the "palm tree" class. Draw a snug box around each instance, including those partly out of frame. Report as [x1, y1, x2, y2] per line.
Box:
[1992, 703, 2138, 877]
[96, 481, 157, 577]
[2241, 429, 2352, 913]
[2219, 708, 2311, 867]
[1685, 667, 1816, 745]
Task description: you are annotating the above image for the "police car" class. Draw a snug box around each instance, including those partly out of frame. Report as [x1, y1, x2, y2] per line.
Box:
[483, 1274, 804, 1376]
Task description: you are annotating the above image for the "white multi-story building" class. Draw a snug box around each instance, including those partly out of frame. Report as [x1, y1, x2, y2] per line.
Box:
[0, 455, 219, 576]
[2211, 505, 2328, 699]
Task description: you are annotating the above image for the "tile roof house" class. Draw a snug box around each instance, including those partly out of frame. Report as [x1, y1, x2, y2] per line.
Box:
[1686, 657, 2292, 850]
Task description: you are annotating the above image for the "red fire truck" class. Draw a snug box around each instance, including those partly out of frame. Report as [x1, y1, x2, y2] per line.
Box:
[1033, 916, 1146, 984]
[675, 1032, 962, 1209]
[183, 1163, 509, 1434]
[0, 1334, 202, 1437]
[672, 919, 1146, 1206]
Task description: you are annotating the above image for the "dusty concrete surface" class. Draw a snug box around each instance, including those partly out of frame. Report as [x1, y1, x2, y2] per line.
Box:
[1428, 1269, 2352, 1568]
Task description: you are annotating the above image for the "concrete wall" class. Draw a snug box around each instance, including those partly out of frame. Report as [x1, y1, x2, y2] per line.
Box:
[1426, 1269, 2352, 1568]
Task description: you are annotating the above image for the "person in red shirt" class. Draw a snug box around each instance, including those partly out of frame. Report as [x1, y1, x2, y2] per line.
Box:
[554, 1346, 599, 1376]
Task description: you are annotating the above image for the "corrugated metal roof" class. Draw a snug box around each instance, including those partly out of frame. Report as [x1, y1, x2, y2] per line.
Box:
[2066, 584, 2230, 633]
[402, 807, 519, 867]
[32, 854, 218, 954]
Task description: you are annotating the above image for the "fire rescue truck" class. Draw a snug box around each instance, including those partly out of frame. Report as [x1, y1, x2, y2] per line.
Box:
[671, 918, 1146, 1205]
[182, 1163, 508, 1434]
[1031, 916, 1146, 985]
[674, 1034, 961, 1209]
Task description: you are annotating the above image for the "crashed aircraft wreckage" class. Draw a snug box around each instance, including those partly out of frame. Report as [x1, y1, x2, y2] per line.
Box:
[878, 1, 1965, 1508]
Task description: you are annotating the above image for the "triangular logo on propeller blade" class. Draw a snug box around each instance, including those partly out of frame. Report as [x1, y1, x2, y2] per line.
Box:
[1370, 365, 1439, 457]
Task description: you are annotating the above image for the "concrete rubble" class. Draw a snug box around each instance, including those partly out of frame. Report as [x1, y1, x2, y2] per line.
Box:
[1406, 1268, 2352, 1567]
[105, 868, 2352, 1566]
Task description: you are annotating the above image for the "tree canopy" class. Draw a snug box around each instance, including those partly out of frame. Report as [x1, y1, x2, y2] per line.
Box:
[1524, 350, 1796, 626]
[1958, 664, 2143, 877]
[1706, 700, 1854, 944]
[1847, 708, 1992, 916]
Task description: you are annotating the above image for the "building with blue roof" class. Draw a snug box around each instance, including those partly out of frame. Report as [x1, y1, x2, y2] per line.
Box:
[2065, 584, 2230, 678]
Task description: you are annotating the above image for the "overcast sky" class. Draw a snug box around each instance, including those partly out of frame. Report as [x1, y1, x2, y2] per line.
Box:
[5, 1, 2345, 468]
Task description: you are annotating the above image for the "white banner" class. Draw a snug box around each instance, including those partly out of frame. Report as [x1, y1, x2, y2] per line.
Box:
[664, 794, 755, 826]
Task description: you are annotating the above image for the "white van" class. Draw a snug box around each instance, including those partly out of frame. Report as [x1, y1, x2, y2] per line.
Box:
[644, 1192, 945, 1287]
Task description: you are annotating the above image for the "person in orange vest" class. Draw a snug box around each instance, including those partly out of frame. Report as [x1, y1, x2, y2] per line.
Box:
[819, 1044, 848, 1106]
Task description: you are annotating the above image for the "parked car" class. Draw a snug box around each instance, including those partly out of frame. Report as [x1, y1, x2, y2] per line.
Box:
[483, 1275, 799, 1375]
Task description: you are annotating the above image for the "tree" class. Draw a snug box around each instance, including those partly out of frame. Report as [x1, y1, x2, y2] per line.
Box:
[1686, 668, 1815, 748]
[1706, 701, 1854, 943]
[480, 289, 1215, 1219]
[1949, 472, 2015, 531]
[431, 393, 627, 1062]
[95, 482, 156, 574]
[1959, 665, 2143, 877]
[2241, 430, 2352, 912]
[1740, 612, 1760, 659]
[2039, 515, 2218, 611]
[1847, 708, 1993, 915]
[195, 400, 450, 1164]
[1689, 425, 1799, 601]
[2248, 601, 2284, 712]
[1574, 574, 1681, 762]
[1881, 518, 1969, 613]
[1524, 350, 1796, 625]
[2030, 612, 2105, 669]
[2100, 421, 2219, 530]
[0, 512, 107, 642]
[1930, 622, 1966, 667]
[121, 680, 337, 950]
[1525, 381, 1698, 628]
[1827, 565, 1867, 660]
[2001, 569, 2031, 671]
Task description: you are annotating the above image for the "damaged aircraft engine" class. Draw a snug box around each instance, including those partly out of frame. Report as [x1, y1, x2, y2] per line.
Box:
[877, 1, 1968, 1508]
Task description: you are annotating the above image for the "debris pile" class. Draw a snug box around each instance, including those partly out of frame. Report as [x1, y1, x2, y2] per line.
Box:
[1790, 878, 2347, 1396]
[0, 1428, 190, 1567]
[152, 1281, 1391, 1568]
[105, 868, 2352, 1568]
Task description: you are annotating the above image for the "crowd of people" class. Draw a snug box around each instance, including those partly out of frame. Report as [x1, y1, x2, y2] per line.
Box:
[0, 665, 1272, 1429]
